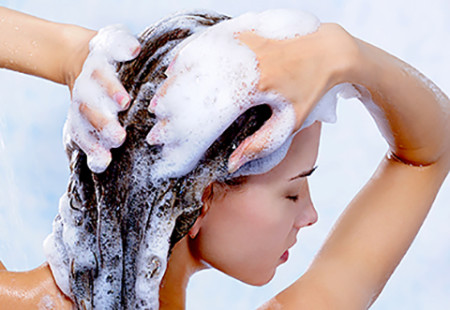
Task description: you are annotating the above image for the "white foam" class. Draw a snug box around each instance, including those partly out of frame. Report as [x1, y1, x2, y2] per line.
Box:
[43, 194, 72, 298]
[147, 9, 353, 179]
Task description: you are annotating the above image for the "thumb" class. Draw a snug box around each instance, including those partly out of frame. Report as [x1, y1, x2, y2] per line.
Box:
[228, 102, 296, 173]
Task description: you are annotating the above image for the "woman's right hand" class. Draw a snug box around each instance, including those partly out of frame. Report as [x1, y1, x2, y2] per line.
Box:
[228, 23, 359, 171]
[0, 8, 140, 173]
[64, 25, 141, 173]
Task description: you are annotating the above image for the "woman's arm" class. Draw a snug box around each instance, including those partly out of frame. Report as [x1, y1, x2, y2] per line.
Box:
[0, 6, 95, 88]
[248, 24, 449, 309]
[0, 6, 140, 172]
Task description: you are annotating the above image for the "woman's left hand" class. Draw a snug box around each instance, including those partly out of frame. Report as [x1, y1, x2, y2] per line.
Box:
[227, 24, 358, 171]
[147, 23, 358, 173]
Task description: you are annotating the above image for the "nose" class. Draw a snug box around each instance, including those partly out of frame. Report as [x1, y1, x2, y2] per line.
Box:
[293, 182, 318, 229]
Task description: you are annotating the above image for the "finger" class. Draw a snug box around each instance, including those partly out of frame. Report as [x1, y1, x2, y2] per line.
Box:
[146, 119, 168, 145]
[79, 103, 126, 148]
[100, 119, 127, 149]
[86, 147, 112, 174]
[228, 110, 294, 173]
[228, 126, 270, 174]
[76, 138, 112, 174]
[91, 68, 131, 110]
[165, 54, 179, 75]
[149, 74, 177, 115]
[68, 122, 112, 174]
[79, 102, 110, 131]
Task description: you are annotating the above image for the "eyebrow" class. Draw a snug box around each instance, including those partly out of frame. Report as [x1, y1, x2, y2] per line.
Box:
[289, 166, 318, 181]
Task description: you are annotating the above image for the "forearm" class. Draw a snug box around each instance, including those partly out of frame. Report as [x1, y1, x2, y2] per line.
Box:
[345, 37, 450, 167]
[307, 33, 450, 306]
[0, 6, 95, 86]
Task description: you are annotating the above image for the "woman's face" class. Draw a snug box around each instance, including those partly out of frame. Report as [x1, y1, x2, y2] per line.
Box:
[189, 122, 321, 285]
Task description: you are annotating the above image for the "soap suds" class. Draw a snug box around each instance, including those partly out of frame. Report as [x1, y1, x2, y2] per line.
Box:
[45, 11, 234, 309]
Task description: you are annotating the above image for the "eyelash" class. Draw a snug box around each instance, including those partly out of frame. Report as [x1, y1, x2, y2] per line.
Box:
[285, 166, 318, 203]
[286, 195, 299, 202]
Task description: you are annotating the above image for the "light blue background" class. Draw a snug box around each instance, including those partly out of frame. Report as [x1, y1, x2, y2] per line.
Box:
[0, 0, 449, 309]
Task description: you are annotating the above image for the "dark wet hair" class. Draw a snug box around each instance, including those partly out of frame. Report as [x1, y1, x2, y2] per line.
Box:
[62, 11, 271, 309]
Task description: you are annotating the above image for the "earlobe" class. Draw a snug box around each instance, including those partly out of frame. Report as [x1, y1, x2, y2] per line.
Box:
[189, 183, 215, 238]
[188, 197, 211, 239]
[188, 206, 206, 238]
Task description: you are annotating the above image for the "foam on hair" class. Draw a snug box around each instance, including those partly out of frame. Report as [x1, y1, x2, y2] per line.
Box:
[147, 9, 353, 179]
[44, 11, 273, 309]
[44, 9, 358, 310]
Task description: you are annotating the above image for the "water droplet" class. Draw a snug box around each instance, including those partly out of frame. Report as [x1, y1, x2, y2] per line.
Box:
[145, 256, 161, 278]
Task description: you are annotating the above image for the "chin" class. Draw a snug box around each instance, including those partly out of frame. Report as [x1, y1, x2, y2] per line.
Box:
[239, 268, 276, 287]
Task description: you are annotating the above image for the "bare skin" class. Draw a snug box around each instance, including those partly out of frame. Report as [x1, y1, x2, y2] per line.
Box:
[0, 7, 449, 310]
[236, 25, 450, 309]
[0, 263, 72, 309]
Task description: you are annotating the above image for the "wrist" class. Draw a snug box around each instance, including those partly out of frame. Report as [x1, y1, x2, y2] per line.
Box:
[315, 23, 362, 88]
[61, 24, 96, 89]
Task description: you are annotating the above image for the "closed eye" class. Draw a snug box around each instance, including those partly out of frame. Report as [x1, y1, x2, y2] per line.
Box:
[286, 195, 299, 202]
[289, 166, 318, 181]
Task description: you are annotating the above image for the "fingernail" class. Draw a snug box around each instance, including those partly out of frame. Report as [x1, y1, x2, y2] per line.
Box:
[114, 92, 131, 109]
[166, 59, 176, 74]
[103, 123, 127, 148]
[228, 159, 238, 174]
[149, 97, 158, 113]
[146, 131, 161, 145]
[112, 126, 127, 147]
[228, 155, 246, 174]
[131, 45, 141, 57]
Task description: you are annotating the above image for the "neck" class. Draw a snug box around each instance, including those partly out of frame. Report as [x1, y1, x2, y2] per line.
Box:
[159, 237, 206, 310]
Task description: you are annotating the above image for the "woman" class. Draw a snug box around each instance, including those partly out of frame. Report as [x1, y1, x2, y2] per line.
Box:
[0, 6, 449, 310]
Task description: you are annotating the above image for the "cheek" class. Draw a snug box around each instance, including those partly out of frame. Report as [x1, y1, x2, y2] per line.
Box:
[196, 190, 294, 285]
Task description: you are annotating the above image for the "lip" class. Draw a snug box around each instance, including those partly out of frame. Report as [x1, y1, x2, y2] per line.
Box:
[279, 238, 297, 264]
[280, 250, 289, 263]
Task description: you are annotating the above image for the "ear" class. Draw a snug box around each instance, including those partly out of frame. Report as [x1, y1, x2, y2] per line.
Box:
[188, 183, 214, 239]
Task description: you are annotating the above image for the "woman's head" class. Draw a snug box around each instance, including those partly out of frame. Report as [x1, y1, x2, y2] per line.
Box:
[187, 121, 320, 285]
[49, 10, 290, 309]
[47, 10, 320, 309]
